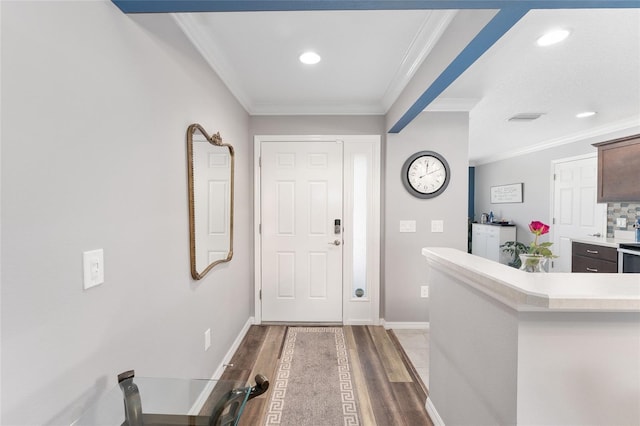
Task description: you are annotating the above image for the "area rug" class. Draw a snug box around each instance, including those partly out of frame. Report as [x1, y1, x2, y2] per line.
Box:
[264, 327, 360, 426]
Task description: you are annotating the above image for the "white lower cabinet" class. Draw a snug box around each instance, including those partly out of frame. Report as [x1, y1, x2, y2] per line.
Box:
[471, 223, 516, 264]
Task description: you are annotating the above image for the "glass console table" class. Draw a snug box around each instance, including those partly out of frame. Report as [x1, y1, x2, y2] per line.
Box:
[72, 371, 268, 426]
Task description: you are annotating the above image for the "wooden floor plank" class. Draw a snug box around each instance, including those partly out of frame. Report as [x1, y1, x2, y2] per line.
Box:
[237, 397, 266, 426]
[344, 326, 377, 426]
[353, 326, 407, 425]
[226, 325, 269, 372]
[198, 371, 251, 417]
[248, 325, 286, 394]
[391, 382, 434, 426]
[367, 325, 413, 383]
[211, 325, 432, 426]
[245, 325, 287, 425]
[387, 329, 428, 400]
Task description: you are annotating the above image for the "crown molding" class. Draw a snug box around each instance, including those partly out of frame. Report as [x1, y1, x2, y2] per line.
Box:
[471, 116, 640, 166]
[249, 103, 386, 116]
[380, 10, 457, 112]
[173, 13, 253, 113]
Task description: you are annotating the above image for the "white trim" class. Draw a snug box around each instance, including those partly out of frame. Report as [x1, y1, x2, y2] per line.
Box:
[342, 136, 381, 325]
[471, 116, 640, 166]
[550, 152, 597, 165]
[381, 320, 430, 330]
[343, 319, 379, 326]
[253, 138, 262, 324]
[381, 10, 457, 112]
[173, 14, 252, 113]
[212, 316, 255, 380]
[189, 316, 255, 415]
[426, 396, 445, 426]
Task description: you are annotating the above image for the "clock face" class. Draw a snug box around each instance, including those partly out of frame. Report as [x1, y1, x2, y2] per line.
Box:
[401, 151, 450, 199]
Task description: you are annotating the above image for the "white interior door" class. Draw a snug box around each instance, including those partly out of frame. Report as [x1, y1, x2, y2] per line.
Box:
[552, 155, 606, 272]
[260, 140, 343, 322]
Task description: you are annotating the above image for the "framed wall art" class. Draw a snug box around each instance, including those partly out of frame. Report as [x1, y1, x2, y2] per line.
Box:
[490, 183, 523, 204]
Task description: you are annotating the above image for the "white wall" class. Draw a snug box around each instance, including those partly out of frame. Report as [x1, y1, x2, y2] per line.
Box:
[1, 2, 252, 424]
[428, 266, 518, 425]
[385, 112, 469, 322]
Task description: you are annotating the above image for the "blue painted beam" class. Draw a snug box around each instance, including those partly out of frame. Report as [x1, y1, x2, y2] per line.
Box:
[112, 0, 640, 14]
[388, 6, 529, 133]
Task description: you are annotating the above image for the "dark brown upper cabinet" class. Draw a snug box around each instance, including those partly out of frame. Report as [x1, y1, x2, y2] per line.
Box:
[593, 134, 640, 203]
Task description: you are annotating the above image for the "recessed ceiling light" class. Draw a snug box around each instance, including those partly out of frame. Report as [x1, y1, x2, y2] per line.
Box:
[576, 111, 597, 118]
[299, 51, 321, 65]
[536, 29, 570, 47]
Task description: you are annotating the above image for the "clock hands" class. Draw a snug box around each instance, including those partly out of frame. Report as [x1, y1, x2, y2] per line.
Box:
[418, 160, 430, 178]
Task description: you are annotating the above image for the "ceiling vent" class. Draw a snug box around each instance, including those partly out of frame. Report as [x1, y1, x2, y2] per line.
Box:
[508, 113, 545, 122]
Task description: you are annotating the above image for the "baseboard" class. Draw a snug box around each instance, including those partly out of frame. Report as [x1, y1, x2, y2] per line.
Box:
[426, 396, 445, 426]
[380, 319, 430, 330]
[212, 316, 255, 380]
[343, 319, 378, 326]
[189, 316, 255, 414]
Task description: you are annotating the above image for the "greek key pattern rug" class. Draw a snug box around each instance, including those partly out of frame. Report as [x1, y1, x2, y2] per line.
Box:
[265, 327, 359, 426]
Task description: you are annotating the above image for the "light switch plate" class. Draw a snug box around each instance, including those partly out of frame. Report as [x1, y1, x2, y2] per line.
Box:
[399, 220, 416, 233]
[431, 220, 444, 233]
[83, 249, 104, 290]
[421, 285, 429, 298]
[616, 217, 627, 228]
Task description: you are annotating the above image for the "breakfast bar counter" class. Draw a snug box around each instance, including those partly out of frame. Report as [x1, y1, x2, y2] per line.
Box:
[422, 247, 640, 426]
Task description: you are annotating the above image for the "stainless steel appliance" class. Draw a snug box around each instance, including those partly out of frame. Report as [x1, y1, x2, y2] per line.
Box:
[617, 243, 640, 273]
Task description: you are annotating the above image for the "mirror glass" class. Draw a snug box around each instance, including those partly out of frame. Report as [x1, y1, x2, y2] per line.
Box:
[187, 124, 234, 280]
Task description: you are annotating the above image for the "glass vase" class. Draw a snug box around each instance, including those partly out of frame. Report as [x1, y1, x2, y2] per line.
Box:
[519, 254, 547, 273]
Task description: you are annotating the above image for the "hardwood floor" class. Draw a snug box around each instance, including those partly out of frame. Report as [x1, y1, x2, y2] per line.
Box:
[217, 325, 433, 426]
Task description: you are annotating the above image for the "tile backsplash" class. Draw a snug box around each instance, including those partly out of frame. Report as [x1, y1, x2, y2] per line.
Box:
[607, 202, 640, 238]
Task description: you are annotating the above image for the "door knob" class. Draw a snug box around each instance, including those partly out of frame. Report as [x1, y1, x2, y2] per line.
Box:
[328, 239, 341, 246]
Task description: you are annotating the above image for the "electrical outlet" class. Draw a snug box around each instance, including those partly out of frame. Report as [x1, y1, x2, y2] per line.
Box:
[616, 217, 627, 228]
[420, 285, 429, 298]
[204, 328, 211, 351]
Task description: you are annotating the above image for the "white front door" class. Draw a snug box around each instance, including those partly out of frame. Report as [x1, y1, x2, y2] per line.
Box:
[260, 140, 343, 322]
[552, 155, 606, 272]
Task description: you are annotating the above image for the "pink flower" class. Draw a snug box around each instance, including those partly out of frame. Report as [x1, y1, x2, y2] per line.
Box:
[529, 221, 550, 236]
[527, 220, 556, 259]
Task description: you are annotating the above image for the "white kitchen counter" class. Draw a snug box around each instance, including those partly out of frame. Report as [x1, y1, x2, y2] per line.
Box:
[571, 229, 637, 248]
[422, 247, 640, 312]
[422, 247, 640, 425]
[571, 236, 632, 248]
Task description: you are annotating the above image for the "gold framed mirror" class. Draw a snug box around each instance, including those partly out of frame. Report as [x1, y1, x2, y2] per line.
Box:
[186, 123, 234, 280]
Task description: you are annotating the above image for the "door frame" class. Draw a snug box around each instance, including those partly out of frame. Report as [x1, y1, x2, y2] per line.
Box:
[548, 152, 607, 272]
[254, 135, 381, 325]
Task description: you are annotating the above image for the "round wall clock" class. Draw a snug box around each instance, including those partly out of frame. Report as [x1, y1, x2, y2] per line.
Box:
[401, 150, 451, 199]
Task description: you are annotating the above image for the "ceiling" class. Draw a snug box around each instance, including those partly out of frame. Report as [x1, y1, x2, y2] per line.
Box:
[127, 3, 640, 164]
